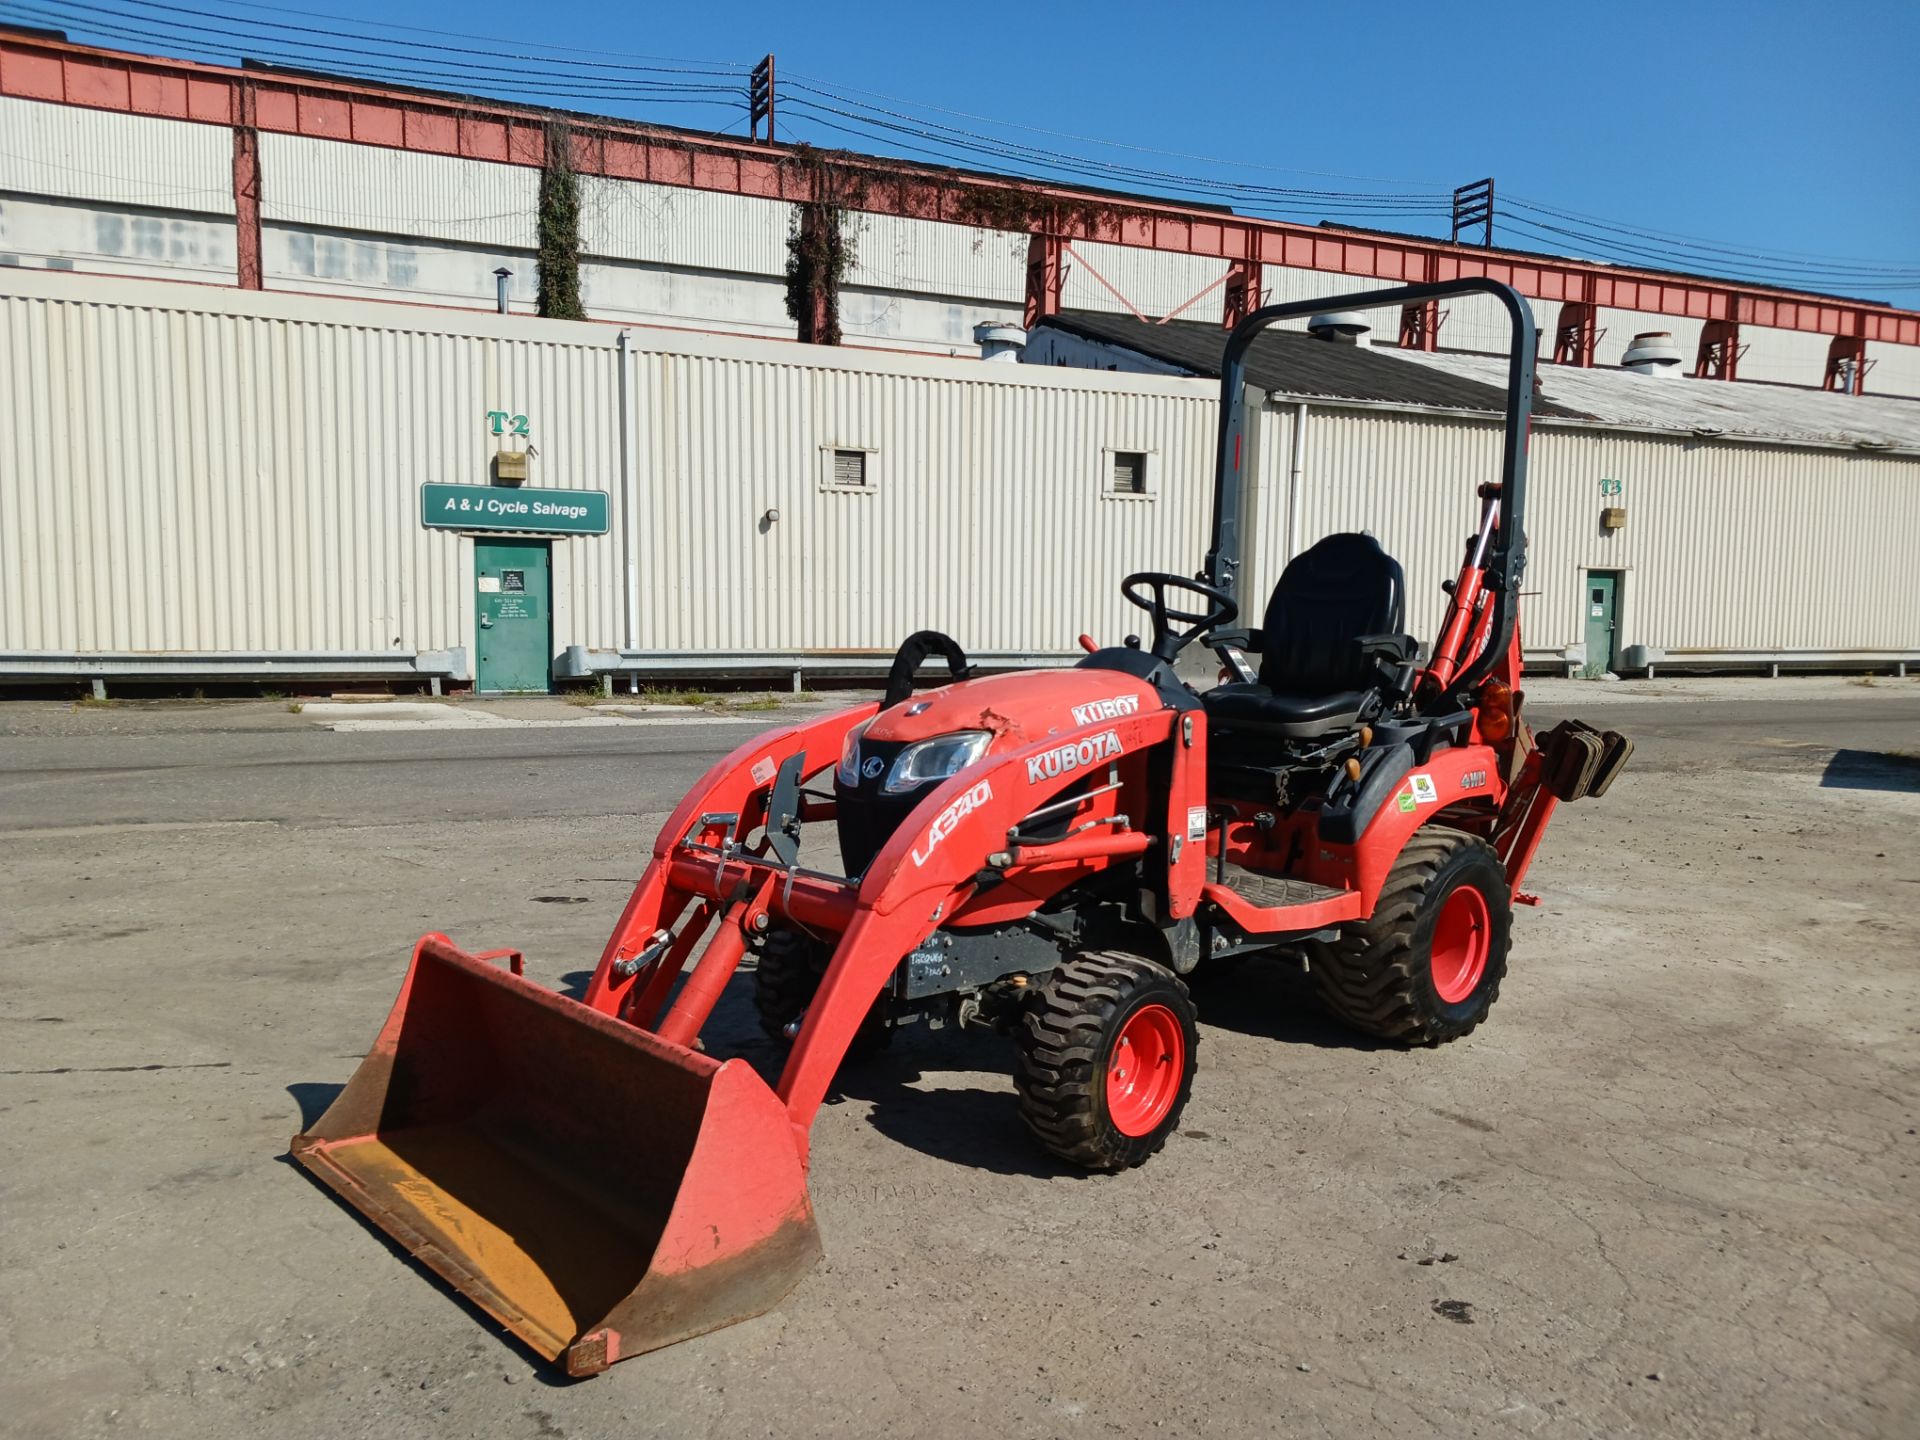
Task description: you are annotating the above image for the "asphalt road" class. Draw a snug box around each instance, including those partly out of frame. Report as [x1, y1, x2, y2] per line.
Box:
[3, 682, 1912, 831]
[2, 679, 1916, 1440]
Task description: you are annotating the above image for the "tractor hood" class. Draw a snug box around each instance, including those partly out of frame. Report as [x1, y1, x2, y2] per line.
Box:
[862, 668, 1163, 749]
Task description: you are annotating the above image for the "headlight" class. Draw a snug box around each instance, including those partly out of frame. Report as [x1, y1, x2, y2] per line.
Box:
[883, 731, 991, 794]
[836, 718, 874, 786]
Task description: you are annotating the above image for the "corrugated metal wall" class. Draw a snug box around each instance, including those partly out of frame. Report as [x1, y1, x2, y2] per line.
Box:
[3, 268, 1913, 671]
[1253, 404, 1920, 655]
[0, 273, 620, 655]
[260, 134, 537, 248]
[626, 349, 1216, 654]
[7, 95, 1919, 394]
[0, 269, 1217, 662]
[0, 94, 232, 215]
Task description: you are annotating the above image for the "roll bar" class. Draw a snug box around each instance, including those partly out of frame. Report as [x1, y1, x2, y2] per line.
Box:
[1203, 278, 1537, 701]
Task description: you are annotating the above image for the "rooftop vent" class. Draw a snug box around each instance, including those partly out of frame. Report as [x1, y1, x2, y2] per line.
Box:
[973, 321, 1027, 362]
[1308, 310, 1371, 346]
[1621, 331, 1683, 377]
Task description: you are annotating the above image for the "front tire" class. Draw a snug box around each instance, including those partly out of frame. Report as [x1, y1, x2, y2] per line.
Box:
[1310, 827, 1511, 1045]
[752, 930, 890, 1060]
[1015, 952, 1199, 1170]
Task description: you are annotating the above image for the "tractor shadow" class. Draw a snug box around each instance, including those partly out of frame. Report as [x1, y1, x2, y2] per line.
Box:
[830, 1034, 1071, 1180]
[1821, 748, 1920, 794]
[1189, 957, 1395, 1051]
[559, 956, 1377, 1176]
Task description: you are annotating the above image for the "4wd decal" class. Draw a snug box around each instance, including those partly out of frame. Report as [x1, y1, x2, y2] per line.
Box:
[1460, 770, 1488, 789]
[912, 781, 992, 868]
[1026, 730, 1123, 785]
[1069, 694, 1141, 727]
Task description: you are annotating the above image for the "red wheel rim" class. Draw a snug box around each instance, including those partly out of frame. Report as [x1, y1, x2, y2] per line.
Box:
[1105, 1003, 1185, 1138]
[1430, 884, 1491, 1005]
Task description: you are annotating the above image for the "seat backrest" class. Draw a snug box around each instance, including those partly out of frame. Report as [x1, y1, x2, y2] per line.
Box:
[1257, 532, 1405, 694]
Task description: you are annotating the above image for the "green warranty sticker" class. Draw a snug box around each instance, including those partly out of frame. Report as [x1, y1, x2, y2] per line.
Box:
[1397, 792, 1417, 813]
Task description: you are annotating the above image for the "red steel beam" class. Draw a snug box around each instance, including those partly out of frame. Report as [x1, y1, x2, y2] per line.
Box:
[6, 35, 1920, 349]
[231, 78, 261, 289]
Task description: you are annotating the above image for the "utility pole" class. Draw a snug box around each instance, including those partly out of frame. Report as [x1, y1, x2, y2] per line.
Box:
[1451, 178, 1494, 247]
[750, 55, 776, 143]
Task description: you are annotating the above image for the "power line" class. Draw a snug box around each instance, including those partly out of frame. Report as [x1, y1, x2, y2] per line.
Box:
[779, 97, 1453, 225]
[16, 0, 1916, 294]
[7, 2, 750, 110]
[1493, 213, 1920, 295]
[777, 65, 1447, 188]
[783, 80, 1448, 206]
[1501, 191, 1918, 271]
[1498, 196, 1920, 280]
[111, 0, 753, 71]
[15, 0, 746, 92]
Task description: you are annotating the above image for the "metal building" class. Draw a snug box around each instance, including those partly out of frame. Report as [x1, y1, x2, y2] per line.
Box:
[3, 32, 1918, 397]
[0, 268, 1222, 691]
[1028, 310, 1920, 675]
[3, 265, 1915, 692]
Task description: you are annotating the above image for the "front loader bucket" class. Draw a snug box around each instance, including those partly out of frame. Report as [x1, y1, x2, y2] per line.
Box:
[290, 935, 821, 1376]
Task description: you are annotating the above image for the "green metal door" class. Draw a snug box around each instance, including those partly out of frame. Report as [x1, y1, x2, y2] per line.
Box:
[474, 540, 552, 693]
[1583, 571, 1619, 678]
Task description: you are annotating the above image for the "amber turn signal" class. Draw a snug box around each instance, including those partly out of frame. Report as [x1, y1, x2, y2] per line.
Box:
[1478, 678, 1514, 741]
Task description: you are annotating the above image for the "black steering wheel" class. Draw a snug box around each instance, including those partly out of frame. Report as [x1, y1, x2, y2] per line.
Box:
[1120, 572, 1239, 662]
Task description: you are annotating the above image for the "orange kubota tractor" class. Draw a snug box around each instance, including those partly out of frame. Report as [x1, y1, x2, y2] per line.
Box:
[293, 279, 1629, 1375]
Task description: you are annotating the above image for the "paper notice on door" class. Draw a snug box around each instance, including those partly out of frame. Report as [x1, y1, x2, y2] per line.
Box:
[477, 576, 502, 592]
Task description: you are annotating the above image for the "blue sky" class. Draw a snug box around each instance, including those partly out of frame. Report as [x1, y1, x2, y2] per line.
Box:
[17, 0, 1919, 295]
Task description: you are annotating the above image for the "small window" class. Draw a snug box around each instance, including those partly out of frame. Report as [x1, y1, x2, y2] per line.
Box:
[833, 449, 868, 487]
[821, 446, 875, 492]
[1109, 450, 1148, 496]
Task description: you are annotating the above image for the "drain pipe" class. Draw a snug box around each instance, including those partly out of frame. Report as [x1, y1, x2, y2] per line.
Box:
[616, 329, 639, 686]
[493, 266, 512, 315]
[1286, 401, 1309, 563]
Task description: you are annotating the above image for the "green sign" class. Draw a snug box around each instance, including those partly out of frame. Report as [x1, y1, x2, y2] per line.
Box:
[421, 483, 608, 536]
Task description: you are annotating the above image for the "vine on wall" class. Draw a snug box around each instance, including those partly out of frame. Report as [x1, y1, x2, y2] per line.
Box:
[782, 146, 867, 345]
[538, 121, 586, 321]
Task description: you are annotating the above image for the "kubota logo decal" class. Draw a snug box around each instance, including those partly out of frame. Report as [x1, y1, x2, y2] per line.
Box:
[912, 781, 993, 868]
[1069, 694, 1140, 727]
[1026, 730, 1124, 785]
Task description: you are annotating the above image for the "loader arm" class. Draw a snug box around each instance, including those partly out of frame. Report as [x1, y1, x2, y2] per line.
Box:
[777, 706, 1185, 1136]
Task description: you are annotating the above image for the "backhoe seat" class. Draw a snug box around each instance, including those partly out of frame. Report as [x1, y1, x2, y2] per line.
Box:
[1203, 533, 1407, 741]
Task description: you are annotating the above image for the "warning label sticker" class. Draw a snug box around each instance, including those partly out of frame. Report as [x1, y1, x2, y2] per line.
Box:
[749, 755, 777, 786]
[1409, 773, 1439, 805]
[1187, 806, 1208, 842]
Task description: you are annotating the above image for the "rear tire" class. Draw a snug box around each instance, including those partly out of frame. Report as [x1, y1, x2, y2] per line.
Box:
[1015, 952, 1199, 1170]
[752, 930, 890, 1059]
[1309, 828, 1510, 1045]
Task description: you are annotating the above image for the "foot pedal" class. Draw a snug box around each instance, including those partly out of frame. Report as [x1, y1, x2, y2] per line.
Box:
[1585, 730, 1634, 799]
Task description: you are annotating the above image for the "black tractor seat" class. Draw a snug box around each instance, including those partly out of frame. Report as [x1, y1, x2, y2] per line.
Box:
[1202, 532, 1415, 744]
[1204, 682, 1378, 739]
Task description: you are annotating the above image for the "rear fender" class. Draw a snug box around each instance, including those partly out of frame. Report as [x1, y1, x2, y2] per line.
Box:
[1343, 744, 1505, 901]
[777, 708, 1177, 1135]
